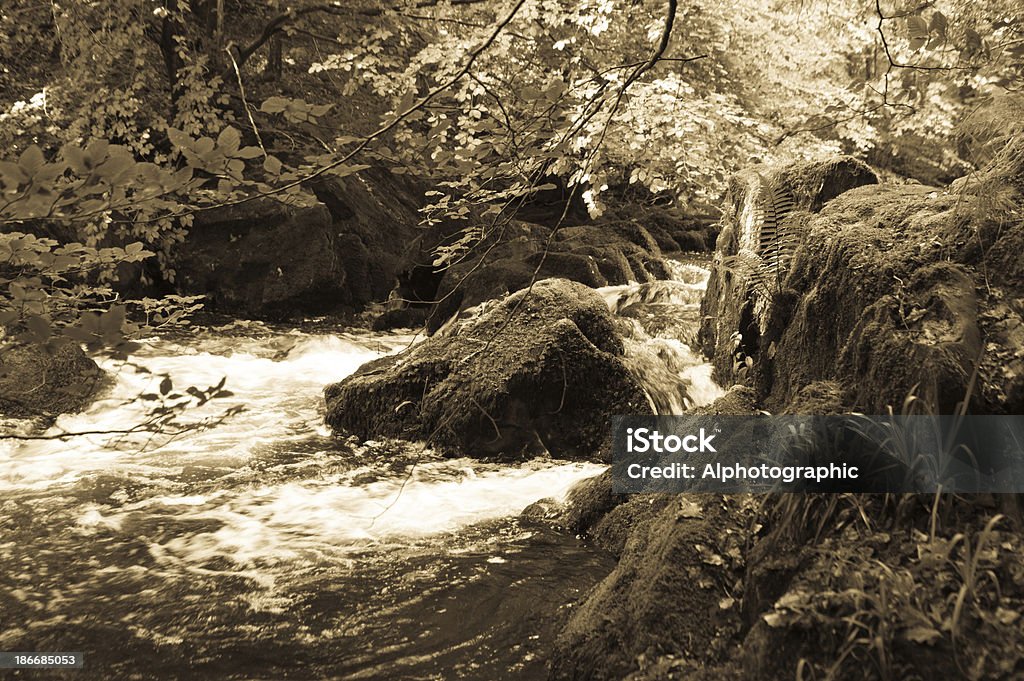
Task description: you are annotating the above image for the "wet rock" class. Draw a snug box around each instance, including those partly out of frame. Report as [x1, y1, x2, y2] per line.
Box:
[172, 167, 425, 318]
[324, 279, 651, 460]
[0, 341, 104, 418]
[370, 306, 428, 331]
[549, 495, 747, 681]
[422, 211, 708, 333]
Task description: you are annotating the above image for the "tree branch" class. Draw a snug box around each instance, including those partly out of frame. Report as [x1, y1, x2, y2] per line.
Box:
[221, 0, 493, 80]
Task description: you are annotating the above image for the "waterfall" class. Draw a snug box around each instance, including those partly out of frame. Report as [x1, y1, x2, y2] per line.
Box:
[599, 260, 725, 414]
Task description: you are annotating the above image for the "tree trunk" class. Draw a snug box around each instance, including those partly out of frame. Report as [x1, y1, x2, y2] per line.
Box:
[268, 0, 282, 80]
[160, 0, 186, 121]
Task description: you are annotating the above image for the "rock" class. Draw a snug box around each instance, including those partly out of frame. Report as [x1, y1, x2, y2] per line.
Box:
[423, 221, 664, 333]
[699, 156, 879, 390]
[324, 279, 651, 460]
[0, 341, 104, 418]
[172, 167, 425, 318]
[549, 496, 747, 681]
[370, 306, 428, 331]
[701, 160, 1023, 414]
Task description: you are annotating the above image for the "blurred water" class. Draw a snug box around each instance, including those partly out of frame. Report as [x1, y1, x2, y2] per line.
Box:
[0, 260, 721, 679]
[1, 329, 608, 680]
[600, 260, 725, 413]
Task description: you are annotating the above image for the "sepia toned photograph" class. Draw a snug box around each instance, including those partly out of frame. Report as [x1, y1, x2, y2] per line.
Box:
[1, 1, 1022, 679]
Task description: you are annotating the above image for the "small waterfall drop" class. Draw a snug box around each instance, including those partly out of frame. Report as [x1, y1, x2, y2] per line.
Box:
[599, 260, 725, 413]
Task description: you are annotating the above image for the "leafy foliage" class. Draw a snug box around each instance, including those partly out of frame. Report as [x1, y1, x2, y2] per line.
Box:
[1, 0, 1023, 353]
[721, 175, 799, 297]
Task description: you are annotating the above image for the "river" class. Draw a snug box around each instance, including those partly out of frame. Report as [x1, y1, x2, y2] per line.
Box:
[0, 261, 719, 680]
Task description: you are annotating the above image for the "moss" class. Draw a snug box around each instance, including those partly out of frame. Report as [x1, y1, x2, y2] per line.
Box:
[0, 341, 105, 418]
[549, 495, 752, 681]
[702, 155, 1022, 415]
[326, 279, 651, 460]
[425, 219, 681, 330]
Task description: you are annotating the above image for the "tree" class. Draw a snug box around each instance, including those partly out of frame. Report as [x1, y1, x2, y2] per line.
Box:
[2, 0, 1023, 352]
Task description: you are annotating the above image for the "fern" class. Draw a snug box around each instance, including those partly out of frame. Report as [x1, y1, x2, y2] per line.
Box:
[721, 175, 799, 297]
[755, 175, 798, 289]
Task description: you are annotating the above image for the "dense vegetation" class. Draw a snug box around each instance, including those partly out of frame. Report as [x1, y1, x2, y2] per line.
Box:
[1, 0, 1023, 351]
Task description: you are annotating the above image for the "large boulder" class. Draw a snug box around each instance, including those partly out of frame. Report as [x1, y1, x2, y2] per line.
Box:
[698, 156, 879, 389]
[171, 167, 425, 318]
[700, 156, 1024, 415]
[421, 218, 681, 333]
[324, 278, 651, 460]
[0, 341, 104, 418]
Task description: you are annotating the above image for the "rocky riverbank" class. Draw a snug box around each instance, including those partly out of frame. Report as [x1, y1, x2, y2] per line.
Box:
[540, 156, 1024, 681]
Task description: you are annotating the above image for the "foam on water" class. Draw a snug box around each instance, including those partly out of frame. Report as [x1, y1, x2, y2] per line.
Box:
[1, 328, 603, 560]
[0, 332, 404, 491]
[598, 259, 725, 413]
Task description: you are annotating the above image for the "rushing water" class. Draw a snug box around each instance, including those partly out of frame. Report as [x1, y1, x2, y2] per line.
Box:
[1, 261, 720, 680]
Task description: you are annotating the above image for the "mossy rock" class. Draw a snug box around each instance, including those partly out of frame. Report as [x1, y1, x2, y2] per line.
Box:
[549, 496, 748, 681]
[0, 341, 104, 418]
[325, 279, 651, 460]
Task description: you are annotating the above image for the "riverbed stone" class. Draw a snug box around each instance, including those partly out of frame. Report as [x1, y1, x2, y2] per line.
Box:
[172, 166, 426, 319]
[325, 278, 651, 460]
[0, 341, 104, 418]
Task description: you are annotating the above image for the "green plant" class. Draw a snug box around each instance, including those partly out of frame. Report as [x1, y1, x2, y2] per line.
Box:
[721, 174, 800, 299]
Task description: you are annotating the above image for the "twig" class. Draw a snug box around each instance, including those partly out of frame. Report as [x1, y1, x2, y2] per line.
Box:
[226, 45, 266, 158]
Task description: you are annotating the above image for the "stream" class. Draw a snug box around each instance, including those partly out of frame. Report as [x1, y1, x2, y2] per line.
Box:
[0, 260, 720, 680]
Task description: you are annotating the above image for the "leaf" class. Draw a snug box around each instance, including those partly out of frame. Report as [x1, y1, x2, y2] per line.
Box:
[18, 146, 46, 174]
[236, 146, 263, 159]
[544, 78, 566, 101]
[929, 11, 947, 36]
[260, 96, 289, 114]
[263, 156, 282, 175]
[194, 137, 216, 156]
[96, 152, 136, 183]
[520, 86, 543, 101]
[217, 126, 241, 155]
[964, 28, 982, 52]
[167, 128, 194, 152]
[907, 16, 929, 40]
[25, 314, 51, 341]
[903, 626, 942, 645]
[326, 163, 370, 178]
[0, 161, 28, 187]
[62, 145, 89, 174]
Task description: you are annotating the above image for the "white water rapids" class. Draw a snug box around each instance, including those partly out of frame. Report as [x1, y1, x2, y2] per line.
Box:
[0, 259, 723, 680]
